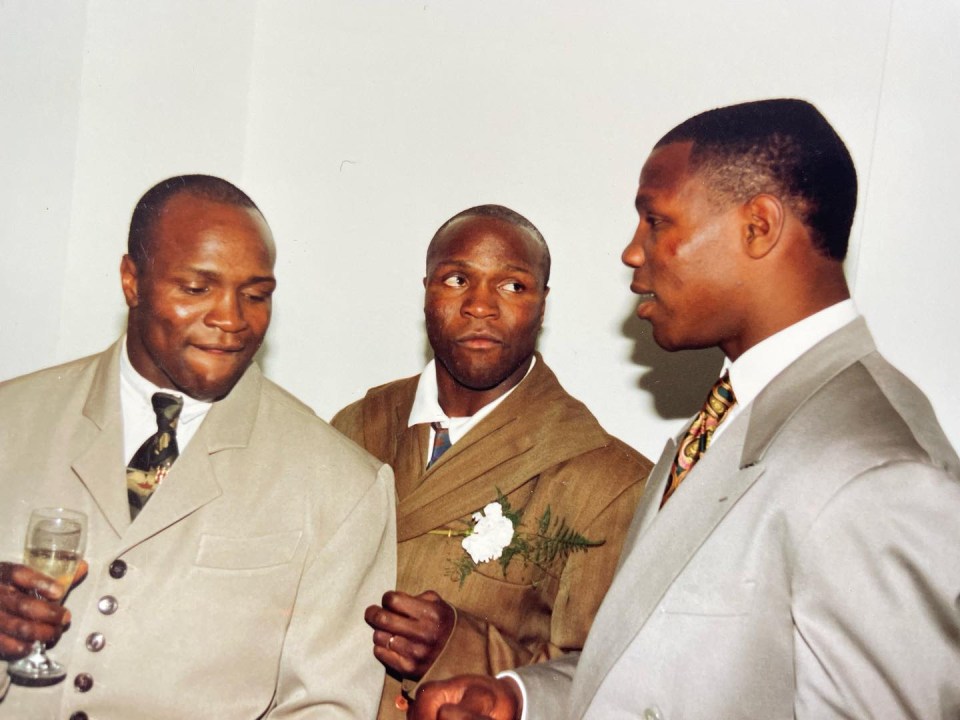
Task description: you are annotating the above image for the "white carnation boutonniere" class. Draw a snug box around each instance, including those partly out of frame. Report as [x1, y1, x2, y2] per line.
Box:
[431, 490, 604, 586]
[461, 502, 516, 564]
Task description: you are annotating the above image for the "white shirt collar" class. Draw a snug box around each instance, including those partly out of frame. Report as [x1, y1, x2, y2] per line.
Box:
[408, 356, 536, 446]
[119, 335, 213, 461]
[712, 299, 859, 441]
[727, 299, 859, 408]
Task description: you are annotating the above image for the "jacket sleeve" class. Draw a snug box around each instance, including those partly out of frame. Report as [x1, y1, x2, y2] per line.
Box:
[792, 461, 960, 719]
[268, 463, 397, 719]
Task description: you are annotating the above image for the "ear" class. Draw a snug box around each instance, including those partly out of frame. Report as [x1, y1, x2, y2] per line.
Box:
[741, 194, 784, 259]
[120, 255, 140, 309]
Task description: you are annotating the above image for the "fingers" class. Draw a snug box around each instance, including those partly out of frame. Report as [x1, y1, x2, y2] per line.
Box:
[0, 562, 66, 601]
[73, 559, 90, 587]
[367, 591, 456, 679]
[411, 676, 521, 720]
[0, 586, 69, 660]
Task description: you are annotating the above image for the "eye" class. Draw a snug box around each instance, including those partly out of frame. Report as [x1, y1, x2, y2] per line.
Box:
[243, 292, 272, 303]
[442, 275, 467, 288]
[501, 281, 525, 293]
[645, 214, 664, 228]
[181, 284, 209, 295]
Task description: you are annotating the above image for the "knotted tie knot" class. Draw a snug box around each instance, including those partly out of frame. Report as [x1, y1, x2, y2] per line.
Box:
[427, 421, 452, 468]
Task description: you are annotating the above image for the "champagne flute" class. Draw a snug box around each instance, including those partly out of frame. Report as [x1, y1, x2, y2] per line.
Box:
[7, 507, 87, 684]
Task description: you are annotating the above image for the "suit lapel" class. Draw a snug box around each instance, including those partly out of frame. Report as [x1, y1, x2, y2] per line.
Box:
[116, 364, 261, 553]
[397, 357, 611, 542]
[570, 319, 879, 716]
[571, 414, 763, 717]
[398, 411, 536, 541]
[71, 341, 130, 538]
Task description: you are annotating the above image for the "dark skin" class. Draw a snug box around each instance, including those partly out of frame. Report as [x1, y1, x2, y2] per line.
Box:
[0, 561, 87, 660]
[410, 675, 522, 720]
[405, 145, 851, 719]
[1, 192, 275, 663]
[365, 215, 550, 682]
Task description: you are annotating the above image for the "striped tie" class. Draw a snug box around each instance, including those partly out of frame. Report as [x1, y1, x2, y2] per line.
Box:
[662, 372, 736, 507]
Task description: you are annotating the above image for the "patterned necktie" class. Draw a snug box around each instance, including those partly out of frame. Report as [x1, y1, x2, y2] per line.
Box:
[127, 392, 184, 519]
[427, 422, 452, 468]
[661, 372, 736, 507]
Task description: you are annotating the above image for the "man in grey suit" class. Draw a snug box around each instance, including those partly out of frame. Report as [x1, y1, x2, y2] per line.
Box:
[410, 99, 960, 719]
[0, 175, 396, 718]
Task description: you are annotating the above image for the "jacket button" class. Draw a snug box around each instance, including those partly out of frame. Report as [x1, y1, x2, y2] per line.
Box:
[98, 595, 118, 615]
[69, 713, 89, 720]
[74, 673, 94, 692]
[643, 707, 664, 720]
[85, 632, 105, 652]
[109, 559, 127, 578]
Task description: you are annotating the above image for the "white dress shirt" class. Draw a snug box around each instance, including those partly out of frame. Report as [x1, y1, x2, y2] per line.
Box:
[407, 356, 536, 463]
[119, 336, 212, 464]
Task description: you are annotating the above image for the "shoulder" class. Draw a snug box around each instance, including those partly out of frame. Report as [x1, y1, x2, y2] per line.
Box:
[330, 374, 419, 437]
[0, 351, 105, 425]
[0, 351, 101, 399]
[511, 358, 651, 488]
[254, 375, 386, 480]
[804, 353, 956, 473]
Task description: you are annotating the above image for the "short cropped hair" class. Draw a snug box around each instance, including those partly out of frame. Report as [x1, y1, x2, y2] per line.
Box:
[127, 174, 261, 266]
[429, 204, 551, 287]
[657, 99, 857, 260]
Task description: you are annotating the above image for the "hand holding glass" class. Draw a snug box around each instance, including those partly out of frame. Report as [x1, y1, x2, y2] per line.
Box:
[7, 507, 87, 683]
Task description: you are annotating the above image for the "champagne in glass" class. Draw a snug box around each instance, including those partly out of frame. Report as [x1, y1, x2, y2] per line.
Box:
[7, 507, 87, 684]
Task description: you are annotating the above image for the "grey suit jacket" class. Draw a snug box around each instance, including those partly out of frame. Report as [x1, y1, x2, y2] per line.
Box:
[0, 340, 397, 719]
[519, 319, 960, 719]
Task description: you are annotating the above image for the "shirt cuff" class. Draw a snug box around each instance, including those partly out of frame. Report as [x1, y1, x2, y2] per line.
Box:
[496, 670, 529, 720]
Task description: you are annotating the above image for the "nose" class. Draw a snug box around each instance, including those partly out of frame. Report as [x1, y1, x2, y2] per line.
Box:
[205, 290, 249, 333]
[462, 282, 499, 319]
[621, 223, 646, 269]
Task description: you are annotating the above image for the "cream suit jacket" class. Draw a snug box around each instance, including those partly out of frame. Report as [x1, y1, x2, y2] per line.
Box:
[518, 319, 960, 719]
[332, 356, 650, 720]
[0, 340, 396, 719]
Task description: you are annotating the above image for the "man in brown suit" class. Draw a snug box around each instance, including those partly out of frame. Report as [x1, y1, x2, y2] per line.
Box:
[331, 204, 650, 719]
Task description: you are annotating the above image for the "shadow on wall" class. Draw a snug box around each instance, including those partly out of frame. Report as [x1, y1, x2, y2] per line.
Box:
[621, 310, 724, 420]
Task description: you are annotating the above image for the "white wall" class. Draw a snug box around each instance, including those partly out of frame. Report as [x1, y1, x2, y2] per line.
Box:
[1, 0, 957, 460]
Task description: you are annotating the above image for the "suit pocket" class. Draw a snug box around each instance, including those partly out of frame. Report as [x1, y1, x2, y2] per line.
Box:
[661, 579, 756, 616]
[194, 530, 303, 570]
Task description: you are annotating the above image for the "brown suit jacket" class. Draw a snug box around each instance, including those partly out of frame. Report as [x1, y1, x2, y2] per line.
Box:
[332, 355, 650, 719]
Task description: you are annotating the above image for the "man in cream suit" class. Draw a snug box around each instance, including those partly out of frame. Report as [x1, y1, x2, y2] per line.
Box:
[0, 175, 396, 719]
[331, 205, 650, 718]
[410, 100, 960, 719]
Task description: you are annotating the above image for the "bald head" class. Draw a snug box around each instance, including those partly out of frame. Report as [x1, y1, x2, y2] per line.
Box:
[427, 204, 550, 289]
[128, 174, 268, 268]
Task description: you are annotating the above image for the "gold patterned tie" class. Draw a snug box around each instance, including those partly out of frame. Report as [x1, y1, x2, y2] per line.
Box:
[127, 392, 184, 519]
[661, 372, 736, 507]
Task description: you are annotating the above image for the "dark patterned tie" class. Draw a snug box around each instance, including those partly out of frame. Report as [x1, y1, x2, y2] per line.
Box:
[427, 422, 452, 468]
[661, 372, 736, 507]
[127, 392, 184, 519]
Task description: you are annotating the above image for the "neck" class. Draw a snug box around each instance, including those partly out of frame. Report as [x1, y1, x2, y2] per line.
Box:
[436, 356, 533, 417]
[722, 266, 850, 361]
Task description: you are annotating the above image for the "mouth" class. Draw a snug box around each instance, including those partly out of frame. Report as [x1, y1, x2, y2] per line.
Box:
[631, 285, 656, 302]
[192, 343, 246, 355]
[456, 332, 503, 349]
